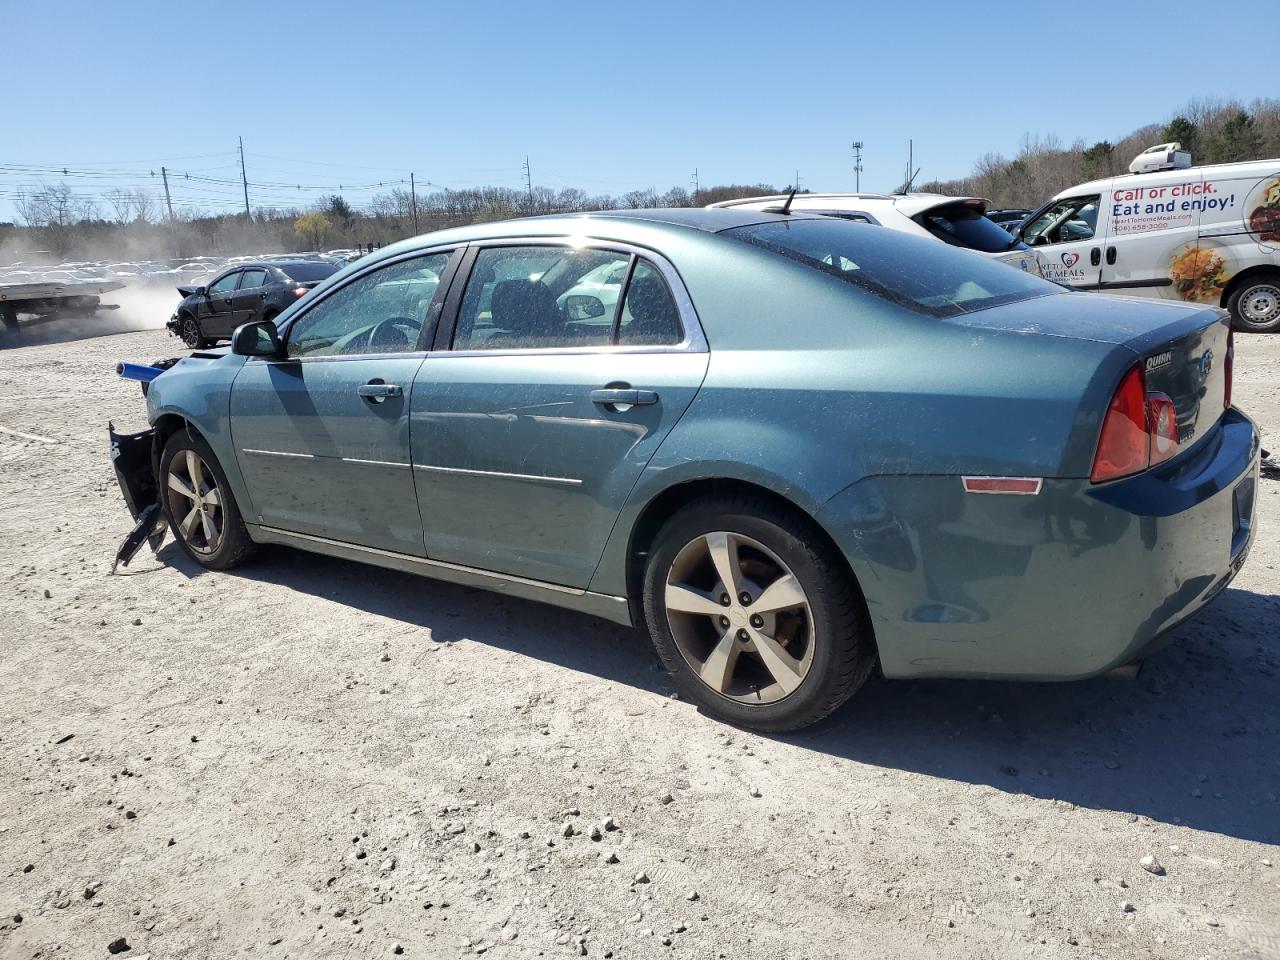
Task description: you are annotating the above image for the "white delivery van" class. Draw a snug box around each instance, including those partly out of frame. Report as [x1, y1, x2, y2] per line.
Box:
[709, 193, 1044, 277]
[1017, 143, 1280, 331]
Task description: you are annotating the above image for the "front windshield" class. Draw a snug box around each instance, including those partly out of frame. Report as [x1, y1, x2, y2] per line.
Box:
[724, 218, 1058, 318]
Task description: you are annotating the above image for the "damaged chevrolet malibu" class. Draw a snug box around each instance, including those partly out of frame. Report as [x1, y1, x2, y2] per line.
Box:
[109, 208, 1258, 731]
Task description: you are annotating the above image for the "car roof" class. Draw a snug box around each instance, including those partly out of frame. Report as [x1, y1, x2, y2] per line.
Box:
[710, 192, 987, 218]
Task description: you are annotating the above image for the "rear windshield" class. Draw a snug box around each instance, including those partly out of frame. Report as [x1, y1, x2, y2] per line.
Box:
[918, 202, 1028, 253]
[724, 218, 1058, 318]
[280, 262, 340, 282]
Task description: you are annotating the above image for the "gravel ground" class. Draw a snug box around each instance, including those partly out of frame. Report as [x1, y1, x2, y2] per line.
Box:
[1, 316, 1278, 960]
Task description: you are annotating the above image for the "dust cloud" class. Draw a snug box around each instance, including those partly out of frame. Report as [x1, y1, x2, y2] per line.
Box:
[0, 284, 181, 350]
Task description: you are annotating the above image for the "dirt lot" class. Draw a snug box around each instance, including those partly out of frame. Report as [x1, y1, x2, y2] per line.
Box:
[1, 314, 1278, 960]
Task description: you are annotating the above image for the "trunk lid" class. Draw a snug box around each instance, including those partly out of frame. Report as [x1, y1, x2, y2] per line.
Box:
[948, 290, 1231, 454]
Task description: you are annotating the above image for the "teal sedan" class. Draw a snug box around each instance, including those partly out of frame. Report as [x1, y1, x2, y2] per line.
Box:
[110, 209, 1258, 731]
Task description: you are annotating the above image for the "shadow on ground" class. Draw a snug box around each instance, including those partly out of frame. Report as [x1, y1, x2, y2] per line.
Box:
[190, 541, 1280, 845]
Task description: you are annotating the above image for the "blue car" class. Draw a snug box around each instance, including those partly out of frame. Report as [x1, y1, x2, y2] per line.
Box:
[110, 209, 1258, 731]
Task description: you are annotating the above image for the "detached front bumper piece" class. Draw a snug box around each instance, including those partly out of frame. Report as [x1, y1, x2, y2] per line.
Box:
[108, 422, 167, 571]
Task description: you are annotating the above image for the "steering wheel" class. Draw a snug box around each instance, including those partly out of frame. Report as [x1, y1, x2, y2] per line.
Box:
[367, 315, 422, 352]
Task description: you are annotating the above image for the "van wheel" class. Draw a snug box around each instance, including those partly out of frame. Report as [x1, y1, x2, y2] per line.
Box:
[1228, 274, 1280, 332]
[641, 495, 876, 732]
[160, 430, 257, 570]
[1, 304, 18, 330]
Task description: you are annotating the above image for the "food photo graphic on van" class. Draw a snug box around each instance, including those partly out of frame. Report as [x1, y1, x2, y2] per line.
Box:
[1018, 147, 1280, 330]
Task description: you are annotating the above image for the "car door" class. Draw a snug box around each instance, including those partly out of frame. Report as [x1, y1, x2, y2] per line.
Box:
[1019, 193, 1107, 288]
[411, 242, 709, 589]
[230, 267, 269, 327]
[228, 249, 458, 555]
[1099, 170, 1205, 301]
[201, 270, 242, 337]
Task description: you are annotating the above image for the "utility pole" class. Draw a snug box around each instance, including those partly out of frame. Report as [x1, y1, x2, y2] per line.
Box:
[238, 136, 251, 220]
[691, 167, 700, 198]
[410, 172, 419, 233]
[522, 156, 534, 213]
[851, 141, 863, 192]
[160, 166, 174, 222]
[795, 169, 801, 192]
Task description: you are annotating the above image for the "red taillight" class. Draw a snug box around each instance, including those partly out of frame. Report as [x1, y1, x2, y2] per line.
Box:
[1224, 328, 1234, 410]
[1091, 365, 1149, 483]
[1147, 392, 1179, 466]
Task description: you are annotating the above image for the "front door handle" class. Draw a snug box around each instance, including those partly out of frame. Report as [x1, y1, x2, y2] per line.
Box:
[590, 387, 658, 407]
[357, 382, 403, 402]
[1090, 247, 1101, 267]
[1106, 245, 1117, 265]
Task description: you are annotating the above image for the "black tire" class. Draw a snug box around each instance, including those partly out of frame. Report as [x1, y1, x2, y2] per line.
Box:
[1, 303, 18, 330]
[178, 313, 212, 349]
[159, 429, 257, 571]
[1227, 272, 1280, 333]
[641, 494, 876, 732]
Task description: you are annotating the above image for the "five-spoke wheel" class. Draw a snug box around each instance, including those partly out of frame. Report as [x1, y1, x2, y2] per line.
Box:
[165, 448, 224, 555]
[643, 495, 876, 731]
[664, 531, 814, 703]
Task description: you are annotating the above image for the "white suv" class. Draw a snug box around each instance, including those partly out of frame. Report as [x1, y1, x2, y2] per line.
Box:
[710, 193, 1044, 277]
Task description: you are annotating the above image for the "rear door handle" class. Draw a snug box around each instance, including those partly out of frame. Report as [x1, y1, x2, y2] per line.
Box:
[590, 387, 658, 407]
[357, 382, 403, 401]
[1106, 245, 1117, 265]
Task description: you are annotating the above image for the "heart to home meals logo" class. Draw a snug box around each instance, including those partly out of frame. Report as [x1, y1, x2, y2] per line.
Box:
[1061, 252, 1080, 267]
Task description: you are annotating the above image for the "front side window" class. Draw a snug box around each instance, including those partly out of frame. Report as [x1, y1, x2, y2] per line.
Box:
[286, 252, 450, 358]
[238, 268, 267, 289]
[725, 218, 1058, 318]
[453, 246, 630, 350]
[1020, 196, 1101, 246]
[209, 272, 240, 295]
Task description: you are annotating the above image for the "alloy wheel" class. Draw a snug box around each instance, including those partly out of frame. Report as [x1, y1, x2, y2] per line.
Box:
[165, 449, 223, 555]
[663, 531, 815, 704]
[1241, 283, 1280, 327]
[180, 316, 201, 348]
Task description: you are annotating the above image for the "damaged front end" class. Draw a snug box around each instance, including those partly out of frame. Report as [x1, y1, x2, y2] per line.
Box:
[108, 422, 167, 572]
[108, 357, 182, 571]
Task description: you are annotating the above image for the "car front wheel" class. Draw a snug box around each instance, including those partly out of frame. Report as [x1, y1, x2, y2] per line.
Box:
[160, 430, 257, 570]
[178, 314, 211, 349]
[641, 495, 876, 732]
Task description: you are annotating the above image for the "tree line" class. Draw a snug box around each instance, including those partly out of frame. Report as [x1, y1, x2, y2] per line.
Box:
[920, 97, 1280, 208]
[0, 181, 778, 264]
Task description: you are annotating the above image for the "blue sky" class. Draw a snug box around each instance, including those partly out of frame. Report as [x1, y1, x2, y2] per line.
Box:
[3, 0, 1272, 220]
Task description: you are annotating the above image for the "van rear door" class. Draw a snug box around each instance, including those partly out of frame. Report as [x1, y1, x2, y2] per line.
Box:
[1099, 170, 1205, 302]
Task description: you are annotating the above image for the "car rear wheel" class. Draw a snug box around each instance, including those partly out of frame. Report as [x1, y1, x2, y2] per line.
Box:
[641, 495, 876, 732]
[178, 314, 211, 349]
[1, 304, 18, 330]
[1228, 274, 1280, 332]
[160, 430, 257, 570]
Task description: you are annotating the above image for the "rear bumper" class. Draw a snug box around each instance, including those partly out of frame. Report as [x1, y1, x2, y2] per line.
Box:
[817, 409, 1260, 680]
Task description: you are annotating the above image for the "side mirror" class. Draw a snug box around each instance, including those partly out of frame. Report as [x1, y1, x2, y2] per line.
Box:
[564, 294, 606, 321]
[231, 320, 283, 358]
[194, 285, 208, 297]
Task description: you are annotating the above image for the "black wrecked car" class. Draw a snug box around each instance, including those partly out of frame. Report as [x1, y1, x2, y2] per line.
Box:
[167, 260, 339, 348]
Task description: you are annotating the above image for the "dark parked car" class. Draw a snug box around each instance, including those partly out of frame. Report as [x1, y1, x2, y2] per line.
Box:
[167, 260, 340, 348]
[986, 208, 1033, 233]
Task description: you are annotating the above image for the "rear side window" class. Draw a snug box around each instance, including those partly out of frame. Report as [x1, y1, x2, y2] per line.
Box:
[918, 202, 1026, 253]
[725, 218, 1058, 318]
[617, 261, 681, 346]
[238, 268, 267, 289]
